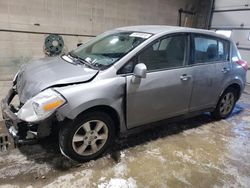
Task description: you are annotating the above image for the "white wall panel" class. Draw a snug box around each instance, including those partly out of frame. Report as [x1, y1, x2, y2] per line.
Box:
[239, 49, 250, 61]
[212, 0, 250, 82]
[214, 0, 250, 10]
[212, 11, 250, 27]
[231, 30, 250, 47]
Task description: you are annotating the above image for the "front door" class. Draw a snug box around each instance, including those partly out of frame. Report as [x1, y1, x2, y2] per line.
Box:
[125, 34, 194, 128]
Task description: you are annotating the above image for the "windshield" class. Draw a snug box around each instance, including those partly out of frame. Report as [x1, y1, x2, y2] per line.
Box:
[70, 31, 152, 69]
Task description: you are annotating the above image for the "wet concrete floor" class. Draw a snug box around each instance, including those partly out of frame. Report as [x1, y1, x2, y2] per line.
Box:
[0, 88, 250, 188]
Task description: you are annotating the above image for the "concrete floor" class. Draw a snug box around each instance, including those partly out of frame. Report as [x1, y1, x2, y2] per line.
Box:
[0, 87, 250, 188]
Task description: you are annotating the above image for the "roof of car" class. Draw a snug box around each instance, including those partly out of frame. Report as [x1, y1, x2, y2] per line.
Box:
[116, 25, 229, 40]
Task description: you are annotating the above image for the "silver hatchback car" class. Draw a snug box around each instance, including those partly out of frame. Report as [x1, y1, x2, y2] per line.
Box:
[1, 26, 248, 162]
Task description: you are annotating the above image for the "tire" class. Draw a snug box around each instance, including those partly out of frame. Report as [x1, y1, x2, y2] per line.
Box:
[211, 88, 237, 120]
[59, 111, 115, 162]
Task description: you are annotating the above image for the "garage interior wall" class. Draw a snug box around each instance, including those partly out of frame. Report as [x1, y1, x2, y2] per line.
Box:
[211, 0, 250, 83]
[0, 0, 212, 120]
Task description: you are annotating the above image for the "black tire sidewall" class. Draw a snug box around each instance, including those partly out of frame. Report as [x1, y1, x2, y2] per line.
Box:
[59, 111, 115, 162]
[213, 88, 237, 119]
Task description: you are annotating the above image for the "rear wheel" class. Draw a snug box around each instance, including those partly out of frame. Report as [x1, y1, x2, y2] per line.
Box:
[59, 111, 115, 162]
[212, 88, 237, 119]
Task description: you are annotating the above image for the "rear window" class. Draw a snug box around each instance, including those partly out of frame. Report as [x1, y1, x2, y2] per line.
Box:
[194, 35, 229, 63]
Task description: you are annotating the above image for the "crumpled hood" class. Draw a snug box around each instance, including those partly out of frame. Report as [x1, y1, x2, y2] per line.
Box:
[16, 56, 98, 103]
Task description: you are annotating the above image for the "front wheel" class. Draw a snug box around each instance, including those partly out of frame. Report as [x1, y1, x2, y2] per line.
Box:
[59, 111, 115, 162]
[212, 88, 237, 119]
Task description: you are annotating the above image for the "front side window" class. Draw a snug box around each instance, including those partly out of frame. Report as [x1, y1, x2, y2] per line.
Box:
[194, 36, 229, 63]
[138, 35, 187, 70]
[137, 35, 188, 71]
[70, 32, 152, 69]
[118, 35, 188, 74]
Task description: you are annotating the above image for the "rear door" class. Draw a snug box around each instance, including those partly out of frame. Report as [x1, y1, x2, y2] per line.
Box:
[188, 34, 231, 111]
[122, 34, 194, 129]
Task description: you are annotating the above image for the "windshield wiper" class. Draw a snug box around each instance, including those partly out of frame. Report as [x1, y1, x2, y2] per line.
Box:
[68, 52, 99, 70]
[68, 51, 78, 59]
[78, 57, 99, 70]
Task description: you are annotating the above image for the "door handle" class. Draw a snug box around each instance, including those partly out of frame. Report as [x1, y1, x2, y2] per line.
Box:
[180, 74, 191, 81]
[221, 67, 230, 73]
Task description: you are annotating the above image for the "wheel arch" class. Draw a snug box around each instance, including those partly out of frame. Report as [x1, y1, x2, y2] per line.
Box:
[225, 83, 241, 100]
[76, 105, 121, 135]
[219, 82, 242, 102]
[212, 82, 242, 119]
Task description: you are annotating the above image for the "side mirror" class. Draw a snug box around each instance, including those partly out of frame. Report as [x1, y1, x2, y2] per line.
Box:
[133, 63, 147, 78]
[131, 63, 147, 84]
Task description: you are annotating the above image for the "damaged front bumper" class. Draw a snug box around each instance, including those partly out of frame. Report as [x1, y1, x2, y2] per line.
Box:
[1, 88, 52, 145]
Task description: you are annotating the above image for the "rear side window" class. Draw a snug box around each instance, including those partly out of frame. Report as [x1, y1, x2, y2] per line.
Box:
[231, 43, 241, 61]
[218, 40, 229, 61]
[193, 35, 229, 63]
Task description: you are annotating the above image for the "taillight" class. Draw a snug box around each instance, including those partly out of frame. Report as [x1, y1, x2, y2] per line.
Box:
[236, 60, 248, 71]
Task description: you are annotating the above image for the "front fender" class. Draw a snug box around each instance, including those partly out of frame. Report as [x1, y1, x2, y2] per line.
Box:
[54, 77, 126, 120]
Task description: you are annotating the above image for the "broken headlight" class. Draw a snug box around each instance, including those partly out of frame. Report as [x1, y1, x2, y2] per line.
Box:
[17, 89, 66, 122]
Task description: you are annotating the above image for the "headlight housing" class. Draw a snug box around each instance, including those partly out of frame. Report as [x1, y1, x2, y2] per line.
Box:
[17, 89, 66, 122]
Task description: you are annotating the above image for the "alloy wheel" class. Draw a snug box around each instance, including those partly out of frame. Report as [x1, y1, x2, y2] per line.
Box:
[219, 92, 235, 116]
[72, 120, 109, 156]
